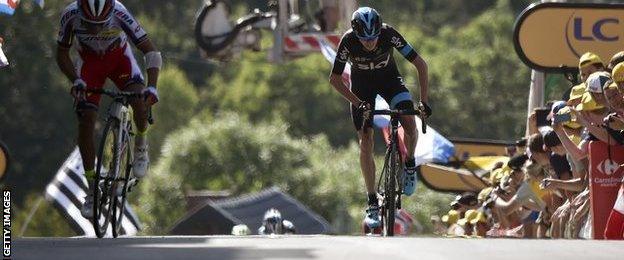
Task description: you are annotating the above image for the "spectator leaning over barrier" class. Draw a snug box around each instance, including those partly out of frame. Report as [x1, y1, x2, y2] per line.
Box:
[491, 135, 553, 238]
[541, 130, 576, 238]
[547, 102, 589, 191]
[605, 63, 624, 131]
[579, 52, 605, 81]
[570, 52, 608, 140]
[525, 133, 568, 238]
[569, 72, 612, 144]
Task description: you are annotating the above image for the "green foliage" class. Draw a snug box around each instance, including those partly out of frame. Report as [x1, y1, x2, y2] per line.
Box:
[204, 51, 355, 146]
[138, 112, 365, 233]
[416, 1, 531, 139]
[148, 66, 199, 158]
[3, 0, 548, 236]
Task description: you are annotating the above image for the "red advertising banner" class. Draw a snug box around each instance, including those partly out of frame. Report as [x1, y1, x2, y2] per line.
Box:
[588, 141, 624, 239]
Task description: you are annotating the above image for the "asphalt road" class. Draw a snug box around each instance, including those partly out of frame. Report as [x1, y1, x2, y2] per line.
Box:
[13, 235, 624, 260]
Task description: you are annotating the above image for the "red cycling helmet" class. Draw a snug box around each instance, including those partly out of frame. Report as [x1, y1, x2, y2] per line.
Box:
[77, 0, 116, 24]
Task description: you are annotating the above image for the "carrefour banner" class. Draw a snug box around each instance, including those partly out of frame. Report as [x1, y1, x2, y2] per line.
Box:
[514, 2, 624, 72]
[588, 141, 624, 239]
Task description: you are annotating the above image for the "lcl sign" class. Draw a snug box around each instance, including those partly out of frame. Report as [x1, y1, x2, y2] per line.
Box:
[574, 17, 619, 41]
[514, 2, 624, 73]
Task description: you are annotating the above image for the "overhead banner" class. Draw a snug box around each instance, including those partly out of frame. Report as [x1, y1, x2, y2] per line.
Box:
[514, 2, 624, 72]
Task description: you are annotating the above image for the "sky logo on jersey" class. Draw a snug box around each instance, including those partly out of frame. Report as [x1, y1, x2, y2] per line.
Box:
[391, 36, 404, 48]
[354, 54, 390, 70]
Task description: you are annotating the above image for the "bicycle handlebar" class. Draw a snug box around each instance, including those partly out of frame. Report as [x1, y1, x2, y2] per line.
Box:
[370, 109, 421, 116]
[365, 109, 427, 134]
[86, 89, 144, 98]
[85, 89, 155, 125]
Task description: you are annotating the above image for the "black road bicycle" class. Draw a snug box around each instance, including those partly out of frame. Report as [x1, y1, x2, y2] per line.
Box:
[90, 89, 153, 238]
[366, 108, 425, 236]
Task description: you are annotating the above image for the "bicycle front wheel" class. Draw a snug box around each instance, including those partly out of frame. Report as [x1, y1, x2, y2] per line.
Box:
[93, 119, 120, 238]
[382, 141, 400, 237]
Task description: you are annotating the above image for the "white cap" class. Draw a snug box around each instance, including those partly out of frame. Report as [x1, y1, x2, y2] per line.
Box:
[585, 71, 611, 93]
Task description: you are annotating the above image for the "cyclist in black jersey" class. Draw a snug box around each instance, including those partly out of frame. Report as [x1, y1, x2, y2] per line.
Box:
[329, 7, 431, 229]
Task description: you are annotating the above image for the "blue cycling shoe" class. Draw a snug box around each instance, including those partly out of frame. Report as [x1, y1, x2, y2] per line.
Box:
[403, 166, 417, 196]
[364, 205, 381, 228]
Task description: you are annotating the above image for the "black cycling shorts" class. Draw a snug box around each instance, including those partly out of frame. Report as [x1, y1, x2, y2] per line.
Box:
[350, 75, 414, 131]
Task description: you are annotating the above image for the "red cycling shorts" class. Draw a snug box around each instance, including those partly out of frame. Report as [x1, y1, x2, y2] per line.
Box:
[76, 43, 144, 106]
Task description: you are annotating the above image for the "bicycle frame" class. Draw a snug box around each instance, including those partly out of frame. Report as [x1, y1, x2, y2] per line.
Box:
[90, 89, 145, 238]
[108, 100, 132, 181]
[368, 109, 423, 236]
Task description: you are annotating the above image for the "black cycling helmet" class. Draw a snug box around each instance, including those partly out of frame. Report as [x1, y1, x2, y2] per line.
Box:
[351, 7, 381, 40]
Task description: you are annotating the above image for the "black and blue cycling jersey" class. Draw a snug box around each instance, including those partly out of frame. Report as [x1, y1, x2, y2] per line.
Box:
[331, 24, 420, 130]
[331, 24, 419, 76]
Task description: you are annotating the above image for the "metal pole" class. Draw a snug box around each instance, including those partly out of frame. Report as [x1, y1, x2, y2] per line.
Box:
[270, 0, 288, 63]
[526, 70, 545, 136]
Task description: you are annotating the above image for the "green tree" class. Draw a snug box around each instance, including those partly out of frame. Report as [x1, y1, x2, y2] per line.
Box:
[138, 112, 363, 234]
[148, 66, 199, 158]
[203, 52, 355, 146]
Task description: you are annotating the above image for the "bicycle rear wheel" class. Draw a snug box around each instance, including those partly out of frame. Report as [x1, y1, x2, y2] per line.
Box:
[111, 126, 132, 238]
[382, 140, 399, 237]
[93, 119, 120, 238]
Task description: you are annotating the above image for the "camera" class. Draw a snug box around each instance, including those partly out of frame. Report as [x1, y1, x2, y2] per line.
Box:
[553, 112, 572, 124]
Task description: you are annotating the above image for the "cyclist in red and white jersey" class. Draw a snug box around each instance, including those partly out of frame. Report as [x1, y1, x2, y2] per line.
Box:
[56, 0, 161, 219]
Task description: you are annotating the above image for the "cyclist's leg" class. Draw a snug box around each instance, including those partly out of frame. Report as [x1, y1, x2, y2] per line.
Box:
[379, 77, 417, 163]
[75, 54, 107, 218]
[351, 81, 376, 198]
[110, 45, 149, 177]
[379, 77, 418, 195]
[76, 54, 107, 189]
[110, 45, 148, 140]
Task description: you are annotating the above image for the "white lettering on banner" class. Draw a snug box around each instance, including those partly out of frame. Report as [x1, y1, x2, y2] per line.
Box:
[594, 177, 624, 187]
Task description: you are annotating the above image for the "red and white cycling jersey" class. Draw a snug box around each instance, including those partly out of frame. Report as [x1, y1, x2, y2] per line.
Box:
[57, 1, 147, 55]
[58, 1, 147, 106]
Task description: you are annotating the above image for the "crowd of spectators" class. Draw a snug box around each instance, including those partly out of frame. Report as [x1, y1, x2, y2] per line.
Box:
[434, 51, 624, 239]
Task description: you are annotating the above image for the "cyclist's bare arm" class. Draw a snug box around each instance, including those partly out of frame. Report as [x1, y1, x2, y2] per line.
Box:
[56, 45, 78, 83]
[329, 73, 361, 105]
[410, 56, 428, 103]
[136, 38, 160, 88]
